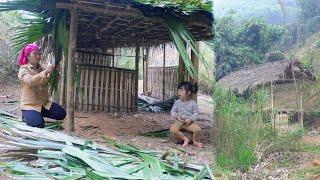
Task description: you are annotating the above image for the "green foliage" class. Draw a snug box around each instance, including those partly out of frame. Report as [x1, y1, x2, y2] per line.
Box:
[11, 13, 50, 52]
[293, 166, 320, 179]
[137, 0, 213, 12]
[267, 51, 285, 62]
[166, 17, 209, 78]
[209, 13, 284, 80]
[264, 128, 306, 154]
[295, 0, 320, 42]
[214, 0, 297, 25]
[316, 40, 320, 48]
[213, 85, 268, 171]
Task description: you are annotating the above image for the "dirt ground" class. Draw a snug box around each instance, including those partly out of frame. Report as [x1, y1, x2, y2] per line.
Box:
[2, 84, 320, 178]
[0, 84, 215, 166]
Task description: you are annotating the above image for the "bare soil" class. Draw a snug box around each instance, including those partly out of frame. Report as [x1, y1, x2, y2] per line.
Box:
[0, 84, 215, 165]
[2, 84, 320, 178]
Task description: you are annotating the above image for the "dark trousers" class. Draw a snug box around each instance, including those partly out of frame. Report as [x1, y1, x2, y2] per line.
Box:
[22, 102, 66, 128]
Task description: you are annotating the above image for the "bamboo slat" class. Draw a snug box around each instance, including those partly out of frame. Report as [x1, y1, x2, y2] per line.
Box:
[111, 70, 115, 112]
[104, 69, 110, 112]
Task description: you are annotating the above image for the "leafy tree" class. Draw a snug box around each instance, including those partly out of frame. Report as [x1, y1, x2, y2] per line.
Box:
[210, 13, 284, 80]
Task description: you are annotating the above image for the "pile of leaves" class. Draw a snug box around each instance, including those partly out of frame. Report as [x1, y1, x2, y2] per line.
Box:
[0, 110, 213, 179]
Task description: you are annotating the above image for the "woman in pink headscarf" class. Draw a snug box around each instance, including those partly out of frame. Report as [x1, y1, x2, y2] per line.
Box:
[18, 44, 66, 128]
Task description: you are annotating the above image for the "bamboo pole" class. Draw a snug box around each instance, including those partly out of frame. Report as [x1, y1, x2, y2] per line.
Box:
[66, 5, 78, 132]
[135, 46, 140, 111]
[143, 48, 149, 93]
[299, 84, 304, 127]
[191, 42, 199, 102]
[163, 44, 166, 100]
[59, 54, 66, 106]
[270, 82, 275, 130]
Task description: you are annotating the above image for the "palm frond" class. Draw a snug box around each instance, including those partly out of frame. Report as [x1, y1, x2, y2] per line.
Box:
[0, 0, 41, 12]
[11, 13, 52, 53]
[0, 112, 211, 179]
[166, 17, 209, 78]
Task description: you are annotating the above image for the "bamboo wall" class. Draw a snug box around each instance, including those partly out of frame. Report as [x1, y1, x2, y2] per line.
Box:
[147, 66, 178, 100]
[74, 51, 137, 112]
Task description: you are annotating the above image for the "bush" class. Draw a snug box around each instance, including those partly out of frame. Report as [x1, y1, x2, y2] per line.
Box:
[267, 51, 285, 62]
[316, 40, 320, 48]
[213, 85, 268, 171]
[0, 59, 18, 84]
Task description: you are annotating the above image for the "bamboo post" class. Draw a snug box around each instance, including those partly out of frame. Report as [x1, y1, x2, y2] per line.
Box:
[270, 82, 275, 130]
[66, 5, 77, 132]
[191, 42, 199, 102]
[299, 84, 304, 127]
[143, 48, 149, 94]
[59, 54, 66, 106]
[135, 46, 140, 111]
[163, 44, 166, 100]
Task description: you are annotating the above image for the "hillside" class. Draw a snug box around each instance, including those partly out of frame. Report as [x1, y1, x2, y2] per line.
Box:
[214, 0, 297, 24]
[294, 31, 320, 74]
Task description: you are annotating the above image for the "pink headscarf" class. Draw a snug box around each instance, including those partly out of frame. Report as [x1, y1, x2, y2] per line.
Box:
[18, 44, 40, 66]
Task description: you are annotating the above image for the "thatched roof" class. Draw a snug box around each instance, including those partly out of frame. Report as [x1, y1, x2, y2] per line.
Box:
[218, 60, 316, 94]
[32, 0, 213, 49]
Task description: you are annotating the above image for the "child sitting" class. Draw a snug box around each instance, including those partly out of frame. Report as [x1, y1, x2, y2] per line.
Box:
[170, 82, 203, 148]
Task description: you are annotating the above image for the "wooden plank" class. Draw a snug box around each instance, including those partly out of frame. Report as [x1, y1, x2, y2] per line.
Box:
[84, 66, 89, 112]
[110, 69, 115, 112]
[115, 70, 119, 112]
[104, 69, 110, 112]
[124, 72, 128, 112]
[66, 5, 77, 132]
[89, 68, 94, 111]
[163, 44, 166, 100]
[119, 70, 124, 112]
[79, 67, 84, 111]
[135, 46, 140, 111]
[128, 73, 132, 111]
[99, 66, 105, 111]
[95, 66, 100, 111]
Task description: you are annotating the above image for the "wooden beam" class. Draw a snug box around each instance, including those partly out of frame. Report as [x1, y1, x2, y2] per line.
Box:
[191, 42, 199, 102]
[135, 46, 140, 111]
[57, 2, 147, 20]
[100, 16, 120, 34]
[66, 5, 78, 132]
[163, 44, 166, 100]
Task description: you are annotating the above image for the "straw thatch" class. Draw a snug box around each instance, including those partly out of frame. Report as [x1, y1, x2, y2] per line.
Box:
[29, 0, 213, 49]
[218, 60, 316, 94]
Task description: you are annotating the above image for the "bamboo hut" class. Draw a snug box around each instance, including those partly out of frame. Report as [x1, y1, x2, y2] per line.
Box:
[0, 0, 213, 131]
[218, 60, 317, 127]
[218, 60, 316, 95]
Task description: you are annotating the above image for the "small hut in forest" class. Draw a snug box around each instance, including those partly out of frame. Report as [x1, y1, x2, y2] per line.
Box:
[0, 0, 213, 131]
[218, 60, 316, 95]
[218, 60, 318, 125]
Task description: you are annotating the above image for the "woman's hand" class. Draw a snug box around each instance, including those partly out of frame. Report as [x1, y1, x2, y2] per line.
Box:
[54, 64, 61, 72]
[185, 119, 192, 125]
[45, 65, 55, 75]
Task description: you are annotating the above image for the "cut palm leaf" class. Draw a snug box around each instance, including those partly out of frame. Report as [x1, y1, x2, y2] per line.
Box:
[166, 17, 209, 78]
